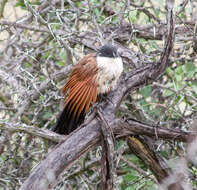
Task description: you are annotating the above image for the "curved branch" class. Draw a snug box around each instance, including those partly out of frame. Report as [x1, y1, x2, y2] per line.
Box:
[19, 116, 196, 189]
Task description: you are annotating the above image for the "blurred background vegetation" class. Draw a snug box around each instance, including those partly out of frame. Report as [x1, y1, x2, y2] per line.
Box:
[0, 0, 197, 189]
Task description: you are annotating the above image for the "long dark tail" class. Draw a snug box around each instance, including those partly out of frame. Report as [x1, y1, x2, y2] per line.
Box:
[52, 102, 85, 135]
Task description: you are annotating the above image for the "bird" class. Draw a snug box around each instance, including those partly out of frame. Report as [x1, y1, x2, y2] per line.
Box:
[52, 45, 123, 135]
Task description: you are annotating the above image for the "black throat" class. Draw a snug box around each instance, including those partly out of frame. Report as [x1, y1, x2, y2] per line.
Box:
[98, 45, 119, 58]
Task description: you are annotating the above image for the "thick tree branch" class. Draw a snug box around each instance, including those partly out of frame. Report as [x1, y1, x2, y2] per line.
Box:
[19, 118, 196, 189]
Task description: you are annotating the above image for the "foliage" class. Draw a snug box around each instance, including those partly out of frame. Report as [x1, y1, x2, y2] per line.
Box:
[0, 0, 197, 189]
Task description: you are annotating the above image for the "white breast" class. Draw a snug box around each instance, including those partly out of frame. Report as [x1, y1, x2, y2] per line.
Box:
[96, 56, 123, 94]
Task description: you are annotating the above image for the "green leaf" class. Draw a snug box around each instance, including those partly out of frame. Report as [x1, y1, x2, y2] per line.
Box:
[154, 8, 160, 17]
[140, 85, 152, 98]
[42, 51, 50, 59]
[125, 186, 133, 190]
[94, 8, 100, 16]
[115, 139, 125, 150]
[139, 44, 146, 53]
[176, 80, 185, 89]
[56, 61, 65, 67]
[186, 62, 195, 71]
[163, 83, 175, 97]
[151, 41, 159, 49]
[163, 89, 174, 97]
[43, 112, 53, 120]
[140, 99, 150, 112]
[16, 1, 25, 7]
[123, 173, 136, 183]
[52, 24, 60, 30]
[175, 74, 182, 81]
[180, 12, 185, 18]
[39, 76, 45, 81]
[150, 108, 161, 117]
[160, 150, 168, 157]
[59, 50, 67, 60]
[29, 1, 41, 6]
[183, 62, 196, 77]
[166, 67, 174, 78]
[25, 63, 31, 68]
[40, 95, 44, 101]
[129, 11, 137, 22]
[175, 66, 183, 75]
[192, 81, 197, 94]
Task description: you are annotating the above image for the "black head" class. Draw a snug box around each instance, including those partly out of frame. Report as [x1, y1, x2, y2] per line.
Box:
[99, 45, 119, 58]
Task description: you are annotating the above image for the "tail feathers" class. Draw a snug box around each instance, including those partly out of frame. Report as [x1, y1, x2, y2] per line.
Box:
[52, 103, 85, 135]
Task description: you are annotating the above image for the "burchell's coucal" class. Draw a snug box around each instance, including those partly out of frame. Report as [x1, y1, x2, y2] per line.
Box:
[53, 45, 123, 134]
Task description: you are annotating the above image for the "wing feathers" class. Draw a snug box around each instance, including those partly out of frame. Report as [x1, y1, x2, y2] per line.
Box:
[77, 85, 91, 117]
[55, 54, 98, 134]
[70, 84, 89, 116]
[84, 86, 93, 112]
[65, 82, 84, 105]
